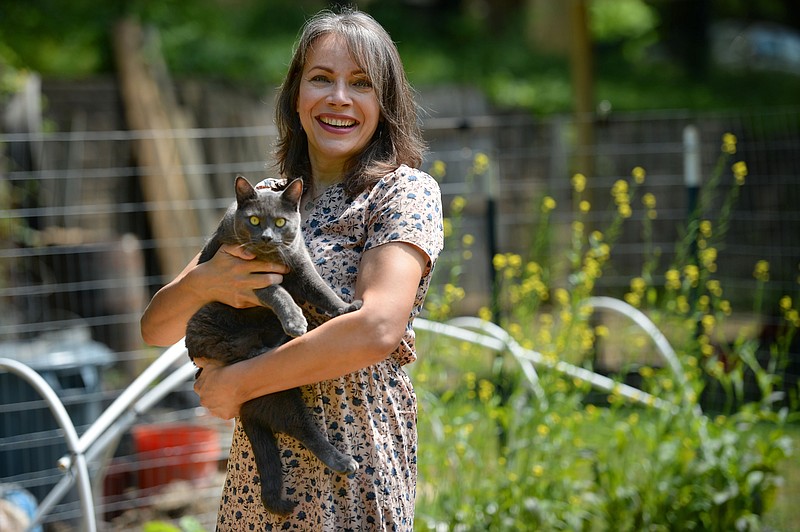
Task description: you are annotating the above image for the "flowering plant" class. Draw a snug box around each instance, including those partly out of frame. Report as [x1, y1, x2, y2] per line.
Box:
[415, 137, 796, 530]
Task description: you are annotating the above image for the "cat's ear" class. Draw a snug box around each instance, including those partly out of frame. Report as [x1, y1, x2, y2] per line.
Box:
[283, 178, 304, 207]
[235, 175, 257, 204]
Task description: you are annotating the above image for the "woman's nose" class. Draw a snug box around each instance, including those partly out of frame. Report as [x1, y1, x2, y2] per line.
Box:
[326, 80, 352, 106]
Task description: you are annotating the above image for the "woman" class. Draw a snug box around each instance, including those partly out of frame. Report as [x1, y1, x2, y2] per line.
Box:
[141, 8, 443, 531]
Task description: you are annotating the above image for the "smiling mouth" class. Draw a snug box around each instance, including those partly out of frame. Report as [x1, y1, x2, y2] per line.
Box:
[318, 116, 358, 128]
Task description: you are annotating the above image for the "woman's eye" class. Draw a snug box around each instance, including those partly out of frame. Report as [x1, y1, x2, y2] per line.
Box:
[310, 75, 330, 83]
[249, 216, 260, 226]
[274, 218, 286, 228]
[353, 78, 373, 89]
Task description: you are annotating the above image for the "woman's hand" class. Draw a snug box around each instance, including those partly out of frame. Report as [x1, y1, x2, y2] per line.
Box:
[193, 356, 244, 420]
[197, 244, 289, 309]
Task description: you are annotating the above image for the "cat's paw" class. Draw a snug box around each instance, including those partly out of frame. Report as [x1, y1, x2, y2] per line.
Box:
[263, 496, 297, 516]
[335, 299, 363, 316]
[330, 455, 359, 475]
[283, 315, 308, 337]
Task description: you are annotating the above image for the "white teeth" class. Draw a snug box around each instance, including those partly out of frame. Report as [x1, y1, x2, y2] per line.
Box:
[320, 117, 356, 127]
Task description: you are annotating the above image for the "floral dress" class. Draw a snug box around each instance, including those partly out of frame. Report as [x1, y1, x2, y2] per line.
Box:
[215, 165, 443, 531]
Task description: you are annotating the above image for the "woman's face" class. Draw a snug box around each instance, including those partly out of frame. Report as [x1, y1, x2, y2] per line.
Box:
[296, 34, 381, 181]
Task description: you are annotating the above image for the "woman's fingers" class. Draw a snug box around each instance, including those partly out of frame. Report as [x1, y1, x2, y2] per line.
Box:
[192, 357, 239, 419]
[198, 245, 289, 307]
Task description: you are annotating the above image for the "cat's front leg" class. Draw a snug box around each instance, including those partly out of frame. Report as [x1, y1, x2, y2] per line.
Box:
[255, 285, 307, 337]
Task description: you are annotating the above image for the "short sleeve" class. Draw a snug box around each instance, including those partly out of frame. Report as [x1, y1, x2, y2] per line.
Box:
[364, 166, 444, 275]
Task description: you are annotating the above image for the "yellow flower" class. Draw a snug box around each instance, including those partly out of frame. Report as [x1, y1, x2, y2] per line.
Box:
[461, 234, 474, 247]
[630, 277, 647, 294]
[478, 306, 493, 322]
[624, 292, 641, 307]
[555, 288, 570, 306]
[753, 260, 770, 282]
[442, 218, 453, 238]
[706, 279, 722, 296]
[465, 371, 476, 388]
[508, 253, 523, 269]
[572, 173, 586, 193]
[698, 294, 710, 312]
[683, 264, 700, 286]
[493, 253, 508, 270]
[478, 379, 494, 403]
[532, 464, 544, 477]
[722, 133, 737, 155]
[594, 324, 609, 337]
[701, 314, 715, 333]
[618, 203, 632, 219]
[612, 179, 629, 196]
[699, 247, 718, 269]
[780, 296, 792, 311]
[677, 295, 690, 314]
[639, 366, 655, 378]
[631, 166, 646, 184]
[542, 196, 556, 213]
[642, 193, 656, 209]
[451, 195, 466, 214]
[538, 328, 552, 344]
[473, 152, 490, 174]
[699, 220, 712, 238]
[580, 330, 595, 351]
[732, 161, 747, 185]
[665, 269, 681, 290]
[579, 200, 591, 213]
[536, 424, 550, 437]
[720, 300, 732, 315]
[429, 160, 446, 178]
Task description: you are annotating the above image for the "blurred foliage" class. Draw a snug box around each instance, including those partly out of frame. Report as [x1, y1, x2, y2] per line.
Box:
[1, 0, 800, 113]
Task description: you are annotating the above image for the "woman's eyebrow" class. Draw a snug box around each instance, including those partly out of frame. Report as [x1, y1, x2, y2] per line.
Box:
[307, 64, 367, 76]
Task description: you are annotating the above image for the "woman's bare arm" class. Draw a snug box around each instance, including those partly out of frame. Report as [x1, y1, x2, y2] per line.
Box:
[192, 241, 427, 419]
[140, 244, 288, 347]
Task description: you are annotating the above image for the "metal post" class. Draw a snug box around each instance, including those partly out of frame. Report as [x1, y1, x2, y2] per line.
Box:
[684, 125, 701, 214]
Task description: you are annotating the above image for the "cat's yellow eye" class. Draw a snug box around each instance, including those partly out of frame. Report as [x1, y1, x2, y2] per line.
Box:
[274, 218, 286, 228]
[249, 216, 260, 226]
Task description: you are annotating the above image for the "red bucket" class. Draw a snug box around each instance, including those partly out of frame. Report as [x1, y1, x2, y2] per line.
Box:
[132, 423, 221, 490]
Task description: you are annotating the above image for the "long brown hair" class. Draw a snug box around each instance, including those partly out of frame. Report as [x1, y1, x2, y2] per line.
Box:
[274, 8, 425, 197]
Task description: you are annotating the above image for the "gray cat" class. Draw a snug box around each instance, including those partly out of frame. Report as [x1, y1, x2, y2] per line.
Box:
[185, 175, 360, 515]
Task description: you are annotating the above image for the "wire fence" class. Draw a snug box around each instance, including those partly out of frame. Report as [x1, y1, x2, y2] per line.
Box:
[1, 79, 799, 528]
